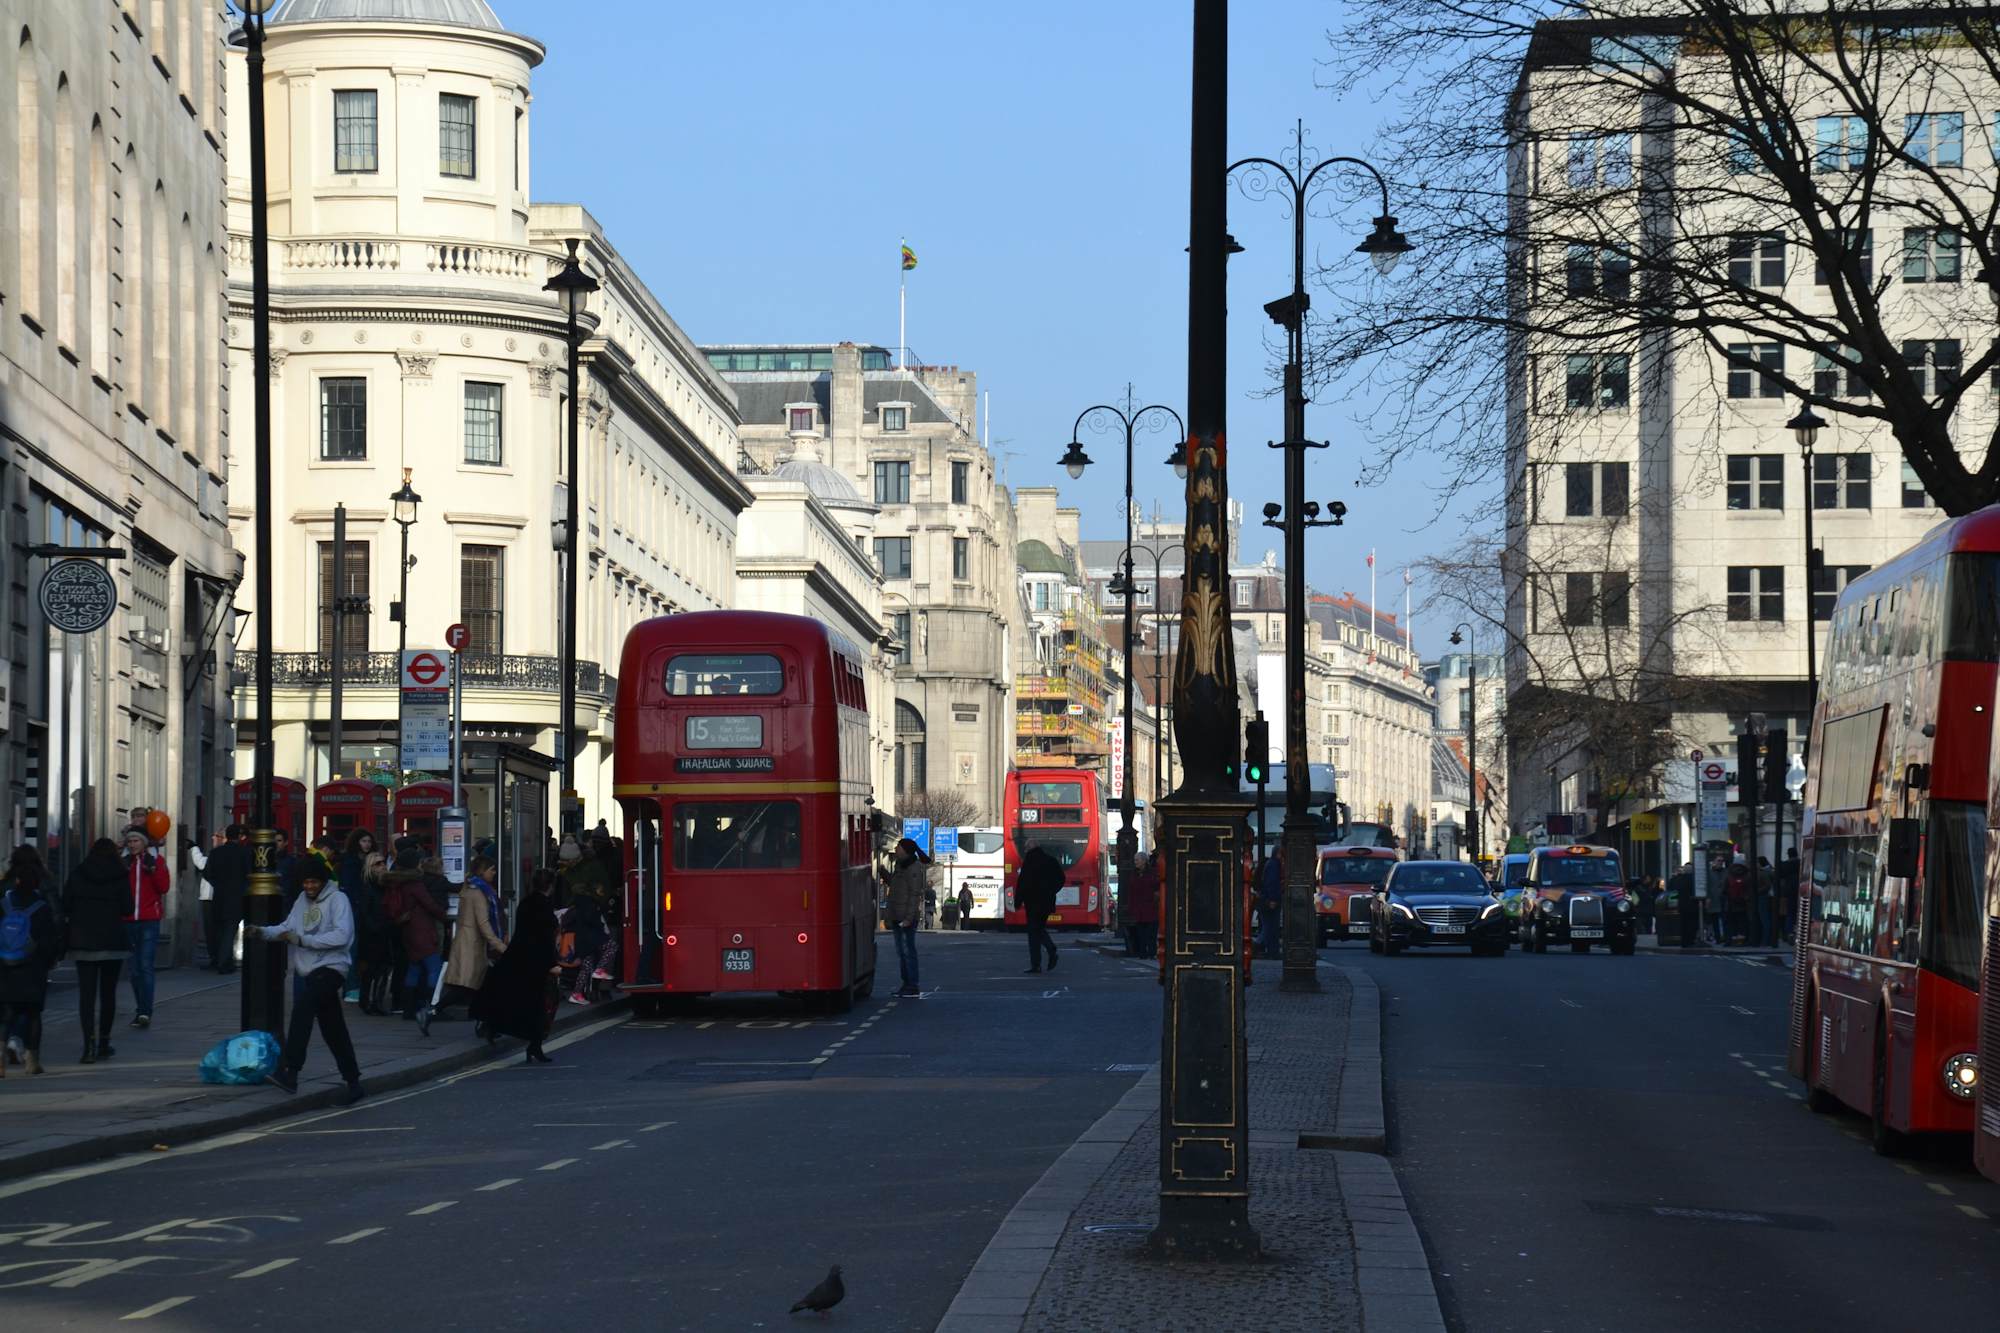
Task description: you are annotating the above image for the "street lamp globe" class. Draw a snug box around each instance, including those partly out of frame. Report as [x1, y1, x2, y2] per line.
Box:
[235, 0, 279, 13]
[1167, 440, 1188, 480]
[1785, 399, 1827, 453]
[1060, 440, 1092, 481]
[1357, 214, 1414, 277]
[543, 236, 599, 320]
[1449, 628, 1462, 647]
[391, 467, 422, 528]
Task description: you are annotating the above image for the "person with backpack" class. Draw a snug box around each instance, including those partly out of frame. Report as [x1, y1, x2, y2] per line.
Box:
[62, 839, 130, 1063]
[0, 846, 59, 1077]
[380, 849, 446, 1021]
[119, 825, 170, 1029]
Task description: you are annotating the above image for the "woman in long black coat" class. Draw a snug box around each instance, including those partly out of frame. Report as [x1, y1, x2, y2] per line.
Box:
[471, 869, 558, 1063]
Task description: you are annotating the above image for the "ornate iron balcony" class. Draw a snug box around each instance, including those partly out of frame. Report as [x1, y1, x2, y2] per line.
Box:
[238, 652, 612, 698]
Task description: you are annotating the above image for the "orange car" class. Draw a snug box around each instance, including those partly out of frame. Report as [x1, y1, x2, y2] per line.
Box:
[1315, 846, 1400, 945]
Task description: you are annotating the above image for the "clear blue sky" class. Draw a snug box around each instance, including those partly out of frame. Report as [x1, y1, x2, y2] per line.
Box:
[505, 0, 1480, 655]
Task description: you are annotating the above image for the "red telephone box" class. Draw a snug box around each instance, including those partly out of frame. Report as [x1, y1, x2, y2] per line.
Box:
[231, 777, 307, 849]
[394, 780, 453, 853]
[315, 780, 389, 851]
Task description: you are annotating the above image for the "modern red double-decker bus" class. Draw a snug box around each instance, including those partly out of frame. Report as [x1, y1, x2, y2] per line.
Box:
[614, 611, 877, 1013]
[1790, 507, 1995, 1161]
[1001, 767, 1110, 930]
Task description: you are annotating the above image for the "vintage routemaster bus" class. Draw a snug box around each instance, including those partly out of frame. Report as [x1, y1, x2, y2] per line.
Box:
[1790, 507, 1994, 1159]
[1002, 767, 1110, 930]
[614, 611, 878, 1013]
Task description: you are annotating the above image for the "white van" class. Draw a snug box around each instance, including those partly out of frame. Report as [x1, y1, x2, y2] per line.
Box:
[945, 827, 1007, 926]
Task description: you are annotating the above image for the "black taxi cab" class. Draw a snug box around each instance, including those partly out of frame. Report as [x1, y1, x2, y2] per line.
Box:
[1315, 845, 1400, 945]
[1520, 844, 1636, 955]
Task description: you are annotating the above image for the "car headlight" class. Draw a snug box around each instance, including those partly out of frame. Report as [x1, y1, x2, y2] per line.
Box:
[1481, 901, 1502, 918]
[1539, 899, 1558, 915]
[1944, 1052, 1979, 1100]
[1391, 901, 1414, 919]
[1617, 899, 1633, 913]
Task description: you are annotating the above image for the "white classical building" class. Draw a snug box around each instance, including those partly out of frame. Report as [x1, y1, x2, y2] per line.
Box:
[224, 0, 745, 869]
[1, 0, 237, 961]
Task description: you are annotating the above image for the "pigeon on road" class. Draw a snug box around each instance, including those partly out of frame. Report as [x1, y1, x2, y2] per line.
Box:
[790, 1265, 844, 1315]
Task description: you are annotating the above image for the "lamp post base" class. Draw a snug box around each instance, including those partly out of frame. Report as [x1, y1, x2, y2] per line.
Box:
[1278, 815, 1322, 992]
[1151, 1193, 1262, 1261]
[240, 828, 287, 1039]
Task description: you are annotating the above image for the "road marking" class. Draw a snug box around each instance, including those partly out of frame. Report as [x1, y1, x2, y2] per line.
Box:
[695, 1021, 716, 1029]
[475, 1179, 520, 1192]
[640, 1121, 674, 1133]
[1958, 1205, 1988, 1220]
[234, 1259, 298, 1279]
[50, 1258, 178, 1286]
[121, 1298, 196, 1320]
[327, 1228, 384, 1245]
[409, 1202, 456, 1216]
[539, 1158, 579, 1171]
[532, 1122, 617, 1128]
[1927, 1183, 1954, 1196]
[1731, 1005, 1755, 1015]
[591, 1139, 630, 1151]
[1786, 1093, 1803, 1101]
[1897, 1163, 1921, 1176]
[1558, 998, 1581, 1009]
[274, 1126, 414, 1135]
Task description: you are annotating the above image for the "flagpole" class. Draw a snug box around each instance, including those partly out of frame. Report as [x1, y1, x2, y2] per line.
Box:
[898, 237, 907, 372]
[1404, 568, 1412, 666]
[1369, 550, 1377, 659]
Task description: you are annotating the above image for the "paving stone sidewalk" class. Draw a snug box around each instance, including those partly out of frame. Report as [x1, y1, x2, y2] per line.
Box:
[0, 958, 625, 1182]
[938, 964, 1445, 1332]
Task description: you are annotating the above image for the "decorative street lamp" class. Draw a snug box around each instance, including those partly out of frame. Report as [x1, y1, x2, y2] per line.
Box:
[1059, 389, 1185, 893]
[1786, 398, 1826, 762]
[1448, 623, 1480, 864]
[390, 467, 422, 775]
[233, 0, 284, 1039]
[544, 237, 598, 837]
[1230, 123, 1409, 993]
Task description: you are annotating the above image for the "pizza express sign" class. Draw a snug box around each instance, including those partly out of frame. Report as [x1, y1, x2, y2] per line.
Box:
[39, 559, 118, 635]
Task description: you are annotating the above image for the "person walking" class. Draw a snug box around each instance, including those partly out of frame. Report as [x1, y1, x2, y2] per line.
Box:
[421, 857, 506, 1034]
[1723, 856, 1750, 945]
[186, 830, 224, 964]
[472, 868, 559, 1063]
[381, 849, 447, 1021]
[118, 825, 170, 1030]
[1753, 856, 1777, 948]
[883, 838, 929, 996]
[1776, 846, 1801, 946]
[0, 846, 59, 1077]
[1015, 835, 1062, 975]
[1126, 851, 1161, 961]
[62, 839, 130, 1063]
[1667, 862, 1698, 949]
[351, 850, 395, 1015]
[922, 883, 938, 932]
[206, 825, 250, 973]
[563, 877, 610, 1006]
[957, 885, 974, 931]
[254, 856, 364, 1103]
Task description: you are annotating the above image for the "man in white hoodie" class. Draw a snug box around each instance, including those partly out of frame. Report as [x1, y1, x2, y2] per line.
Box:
[254, 856, 364, 1103]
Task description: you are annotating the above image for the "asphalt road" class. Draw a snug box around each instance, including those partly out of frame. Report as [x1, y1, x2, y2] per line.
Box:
[0, 930, 1158, 1331]
[1352, 939, 2000, 1333]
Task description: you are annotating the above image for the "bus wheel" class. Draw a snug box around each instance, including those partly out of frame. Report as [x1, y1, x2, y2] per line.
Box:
[1870, 1020, 1910, 1157]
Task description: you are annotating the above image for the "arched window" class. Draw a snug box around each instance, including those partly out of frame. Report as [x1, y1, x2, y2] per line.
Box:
[54, 74, 75, 349]
[88, 116, 108, 374]
[16, 29, 43, 320]
[895, 701, 927, 797]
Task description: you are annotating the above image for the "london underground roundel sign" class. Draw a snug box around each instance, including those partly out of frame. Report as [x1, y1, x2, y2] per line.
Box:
[39, 559, 118, 635]
[404, 652, 448, 687]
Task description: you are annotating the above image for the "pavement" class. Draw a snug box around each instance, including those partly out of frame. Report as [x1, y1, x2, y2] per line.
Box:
[0, 956, 628, 1184]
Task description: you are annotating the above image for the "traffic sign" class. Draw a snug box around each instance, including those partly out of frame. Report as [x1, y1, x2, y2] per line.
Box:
[403, 652, 449, 688]
[399, 649, 452, 771]
[1689, 749, 1703, 763]
[39, 559, 117, 634]
[1702, 762, 1725, 783]
[901, 818, 932, 853]
[933, 826, 960, 860]
[445, 622, 469, 651]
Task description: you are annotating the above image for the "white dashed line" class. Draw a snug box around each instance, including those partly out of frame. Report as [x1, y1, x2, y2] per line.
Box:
[538, 1158, 579, 1171]
[1730, 1005, 1755, 1015]
[409, 1201, 456, 1216]
[1958, 1204, 1988, 1220]
[476, 1178, 520, 1192]
[327, 1228, 384, 1245]
[1558, 998, 1581, 1009]
[121, 1297, 196, 1321]
[641, 1121, 674, 1133]
[1927, 1182, 1955, 1196]
[234, 1259, 298, 1279]
[590, 1139, 630, 1152]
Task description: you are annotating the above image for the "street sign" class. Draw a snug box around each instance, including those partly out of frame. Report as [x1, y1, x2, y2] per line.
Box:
[901, 818, 932, 852]
[1630, 812, 1660, 842]
[38, 559, 117, 634]
[445, 622, 469, 651]
[439, 806, 469, 886]
[1506, 834, 1530, 854]
[1109, 729, 1125, 800]
[1689, 749, 1703, 763]
[933, 826, 960, 860]
[399, 650, 452, 771]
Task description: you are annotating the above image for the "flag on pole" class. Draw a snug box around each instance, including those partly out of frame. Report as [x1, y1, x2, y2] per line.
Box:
[901, 243, 918, 271]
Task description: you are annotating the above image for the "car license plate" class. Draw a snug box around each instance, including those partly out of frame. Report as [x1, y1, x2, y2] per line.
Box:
[1431, 922, 1465, 934]
[1571, 928, 1603, 939]
[1348, 923, 1371, 935]
[722, 948, 754, 972]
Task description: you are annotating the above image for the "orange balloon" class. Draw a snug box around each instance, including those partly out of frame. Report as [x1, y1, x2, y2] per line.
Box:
[145, 808, 172, 842]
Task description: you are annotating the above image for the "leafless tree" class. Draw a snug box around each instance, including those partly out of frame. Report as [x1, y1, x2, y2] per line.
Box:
[1317, 0, 2000, 514]
[895, 789, 987, 832]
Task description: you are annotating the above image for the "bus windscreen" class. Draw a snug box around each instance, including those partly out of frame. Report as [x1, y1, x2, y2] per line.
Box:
[666, 654, 784, 696]
[1020, 828, 1089, 867]
[1019, 781, 1083, 805]
[673, 800, 801, 869]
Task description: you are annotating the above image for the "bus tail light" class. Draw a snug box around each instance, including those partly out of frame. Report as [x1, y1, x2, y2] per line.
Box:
[797, 932, 810, 944]
[665, 934, 678, 948]
[1088, 887, 1098, 912]
[1944, 1052, 1978, 1099]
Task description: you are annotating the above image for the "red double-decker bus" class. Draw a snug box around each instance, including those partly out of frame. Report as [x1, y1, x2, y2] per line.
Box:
[1790, 507, 1995, 1160]
[614, 611, 878, 1013]
[1002, 767, 1110, 930]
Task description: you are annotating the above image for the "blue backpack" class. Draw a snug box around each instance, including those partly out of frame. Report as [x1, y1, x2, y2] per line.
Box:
[0, 892, 45, 964]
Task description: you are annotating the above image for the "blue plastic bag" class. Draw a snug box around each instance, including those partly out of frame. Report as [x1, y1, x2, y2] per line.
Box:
[199, 1030, 282, 1085]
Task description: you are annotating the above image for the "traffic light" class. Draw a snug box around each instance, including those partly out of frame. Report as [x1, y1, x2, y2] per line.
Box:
[1244, 714, 1270, 788]
[1737, 732, 1761, 806]
[1762, 729, 1789, 800]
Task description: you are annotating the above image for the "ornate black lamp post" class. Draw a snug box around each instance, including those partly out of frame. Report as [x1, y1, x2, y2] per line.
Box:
[544, 239, 598, 836]
[1229, 126, 1409, 993]
[233, 0, 284, 1037]
[1061, 392, 1185, 888]
[1448, 623, 1480, 863]
[1785, 398, 1826, 763]
[390, 468, 421, 774]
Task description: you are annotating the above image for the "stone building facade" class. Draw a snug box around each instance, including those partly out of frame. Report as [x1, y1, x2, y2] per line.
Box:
[2, 0, 237, 962]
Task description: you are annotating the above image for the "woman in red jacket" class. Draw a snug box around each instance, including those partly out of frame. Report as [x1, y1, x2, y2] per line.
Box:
[120, 825, 170, 1028]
